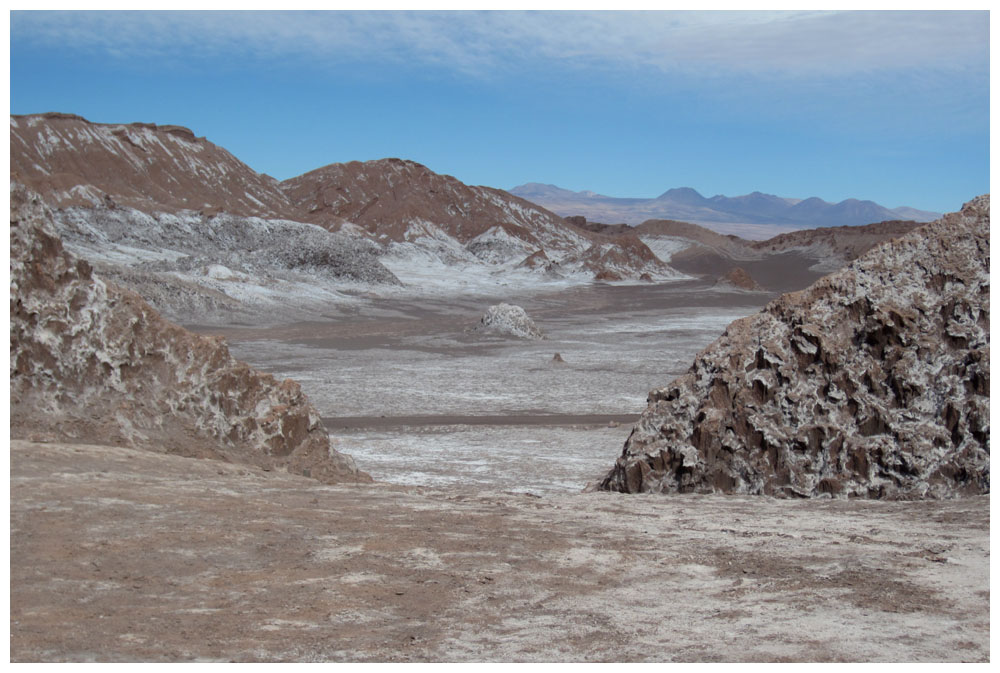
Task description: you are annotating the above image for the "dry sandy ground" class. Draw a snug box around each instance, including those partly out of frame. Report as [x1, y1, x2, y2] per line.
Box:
[10, 439, 989, 662]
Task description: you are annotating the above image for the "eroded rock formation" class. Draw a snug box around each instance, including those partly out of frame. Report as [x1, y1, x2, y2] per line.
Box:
[9, 184, 370, 483]
[715, 267, 764, 291]
[601, 196, 990, 499]
[475, 303, 545, 340]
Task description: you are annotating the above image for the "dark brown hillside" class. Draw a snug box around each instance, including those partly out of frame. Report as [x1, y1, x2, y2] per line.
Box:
[10, 112, 298, 218]
[280, 158, 589, 251]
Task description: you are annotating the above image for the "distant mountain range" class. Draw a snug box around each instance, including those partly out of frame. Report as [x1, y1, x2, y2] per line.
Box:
[509, 183, 941, 234]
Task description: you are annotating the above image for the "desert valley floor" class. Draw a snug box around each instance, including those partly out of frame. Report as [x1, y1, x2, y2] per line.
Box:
[197, 277, 778, 493]
[10, 274, 990, 662]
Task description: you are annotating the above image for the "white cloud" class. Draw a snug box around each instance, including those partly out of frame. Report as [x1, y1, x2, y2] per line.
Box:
[11, 10, 989, 78]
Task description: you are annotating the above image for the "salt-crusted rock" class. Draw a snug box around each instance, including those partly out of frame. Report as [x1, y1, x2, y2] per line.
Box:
[600, 196, 990, 499]
[561, 234, 680, 281]
[9, 183, 370, 484]
[475, 303, 545, 340]
[45, 205, 400, 321]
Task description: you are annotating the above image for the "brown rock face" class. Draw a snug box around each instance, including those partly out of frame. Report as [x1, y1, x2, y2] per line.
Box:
[281, 158, 679, 280]
[10, 112, 297, 218]
[518, 249, 554, 269]
[9, 184, 370, 484]
[281, 158, 582, 249]
[715, 266, 764, 291]
[600, 196, 990, 499]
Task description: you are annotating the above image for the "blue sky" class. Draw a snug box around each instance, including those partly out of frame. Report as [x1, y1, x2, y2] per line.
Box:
[9, 9, 990, 213]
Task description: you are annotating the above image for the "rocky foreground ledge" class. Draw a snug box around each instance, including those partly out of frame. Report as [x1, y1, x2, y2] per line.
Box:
[9, 183, 369, 483]
[601, 196, 989, 499]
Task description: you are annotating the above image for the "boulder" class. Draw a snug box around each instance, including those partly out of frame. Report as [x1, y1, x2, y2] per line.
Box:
[475, 303, 545, 340]
[714, 266, 765, 291]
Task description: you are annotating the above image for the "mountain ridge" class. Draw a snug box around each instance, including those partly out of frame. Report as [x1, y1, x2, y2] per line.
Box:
[10, 113, 681, 294]
[509, 182, 941, 233]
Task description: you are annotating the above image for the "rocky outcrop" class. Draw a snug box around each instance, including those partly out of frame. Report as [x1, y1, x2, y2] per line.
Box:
[46, 203, 399, 322]
[563, 233, 676, 281]
[9, 184, 370, 483]
[715, 267, 764, 291]
[600, 196, 990, 499]
[518, 249, 558, 272]
[474, 303, 545, 340]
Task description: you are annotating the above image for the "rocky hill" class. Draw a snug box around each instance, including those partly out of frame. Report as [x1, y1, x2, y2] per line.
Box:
[282, 158, 580, 249]
[634, 217, 919, 263]
[714, 267, 764, 291]
[10, 112, 297, 218]
[605, 217, 919, 292]
[599, 196, 990, 499]
[11, 114, 680, 286]
[280, 158, 678, 281]
[9, 183, 370, 484]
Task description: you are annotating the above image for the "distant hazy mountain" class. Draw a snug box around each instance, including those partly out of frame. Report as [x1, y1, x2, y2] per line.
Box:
[510, 183, 941, 233]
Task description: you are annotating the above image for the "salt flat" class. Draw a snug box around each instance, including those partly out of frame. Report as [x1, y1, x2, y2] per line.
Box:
[196, 279, 778, 491]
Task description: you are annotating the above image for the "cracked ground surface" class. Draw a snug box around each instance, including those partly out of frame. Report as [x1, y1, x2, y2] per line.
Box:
[10, 439, 989, 662]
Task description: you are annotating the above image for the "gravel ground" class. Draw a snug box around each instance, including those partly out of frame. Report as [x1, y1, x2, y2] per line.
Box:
[10, 440, 989, 662]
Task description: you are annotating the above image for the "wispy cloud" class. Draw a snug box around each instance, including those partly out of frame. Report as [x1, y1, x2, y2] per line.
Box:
[11, 10, 988, 79]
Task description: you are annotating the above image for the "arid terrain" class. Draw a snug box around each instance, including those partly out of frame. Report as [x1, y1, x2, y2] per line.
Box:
[10, 440, 989, 662]
[190, 279, 782, 494]
[10, 268, 991, 662]
[9, 112, 990, 662]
